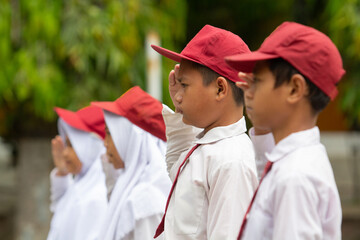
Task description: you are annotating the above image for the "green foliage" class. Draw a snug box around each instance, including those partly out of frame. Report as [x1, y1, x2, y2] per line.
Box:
[324, 0, 360, 128]
[2, 0, 359, 135]
[186, 0, 294, 50]
[0, 0, 186, 137]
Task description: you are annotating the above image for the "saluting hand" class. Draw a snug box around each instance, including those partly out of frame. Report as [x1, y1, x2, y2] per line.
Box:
[168, 64, 181, 113]
[235, 72, 271, 135]
[235, 72, 254, 92]
[51, 135, 68, 176]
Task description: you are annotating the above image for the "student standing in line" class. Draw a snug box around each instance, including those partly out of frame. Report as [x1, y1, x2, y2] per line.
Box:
[151, 24, 258, 239]
[92, 86, 171, 240]
[47, 106, 108, 240]
[226, 21, 344, 239]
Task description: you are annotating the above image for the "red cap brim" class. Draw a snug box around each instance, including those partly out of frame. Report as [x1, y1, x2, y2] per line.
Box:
[54, 107, 90, 132]
[91, 86, 166, 142]
[225, 51, 279, 72]
[151, 45, 204, 65]
[91, 101, 124, 116]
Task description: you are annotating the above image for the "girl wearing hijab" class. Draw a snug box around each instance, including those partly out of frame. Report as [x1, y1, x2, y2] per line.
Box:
[92, 86, 171, 240]
[47, 106, 108, 240]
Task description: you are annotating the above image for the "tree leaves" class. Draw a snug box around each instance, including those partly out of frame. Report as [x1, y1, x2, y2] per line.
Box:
[0, 0, 186, 137]
[325, 0, 360, 128]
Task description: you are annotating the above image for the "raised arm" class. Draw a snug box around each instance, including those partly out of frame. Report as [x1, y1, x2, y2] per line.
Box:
[49, 136, 72, 212]
[163, 64, 202, 176]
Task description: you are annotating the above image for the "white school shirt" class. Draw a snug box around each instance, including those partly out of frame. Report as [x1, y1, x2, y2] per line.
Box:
[248, 128, 276, 180]
[242, 127, 342, 240]
[162, 106, 258, 240]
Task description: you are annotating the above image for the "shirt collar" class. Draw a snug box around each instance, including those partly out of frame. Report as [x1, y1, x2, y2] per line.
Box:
[194, 117, 247, 144]
[265, 126, 320, 163]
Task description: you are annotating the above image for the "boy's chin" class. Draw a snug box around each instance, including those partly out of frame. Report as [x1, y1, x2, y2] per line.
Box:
[182, 115, 195, 126]
[181, 115, 190, 125]
[251, 121, 272, 134]
[182, 116, 205, 129]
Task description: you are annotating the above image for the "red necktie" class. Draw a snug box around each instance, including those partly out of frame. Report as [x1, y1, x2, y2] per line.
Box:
[154, 144, 200, 238]
[237, 160, 274, 240]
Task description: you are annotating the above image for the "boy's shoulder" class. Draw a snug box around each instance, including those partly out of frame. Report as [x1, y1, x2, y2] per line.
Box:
[272, 142, 336, 187]
[196, 117, 250, 144]
[281, 141, 329, 170]
[198, 132, 255, 168]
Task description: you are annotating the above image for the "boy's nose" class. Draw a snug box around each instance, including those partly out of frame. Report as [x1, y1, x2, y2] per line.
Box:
[174, 91, 183, 103]
[245, 86, 254, 100]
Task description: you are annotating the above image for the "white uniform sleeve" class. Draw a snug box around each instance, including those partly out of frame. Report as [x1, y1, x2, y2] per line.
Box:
[249, 128, 275, 180]
[207, 161, 258, 239]
[272, 173, 324, 240]
[49, 168, 73, 212]
[162, 105, 202, 175]
[122, 214, 164, 240]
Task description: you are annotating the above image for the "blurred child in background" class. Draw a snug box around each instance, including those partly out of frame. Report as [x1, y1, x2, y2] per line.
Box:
[92, 86, 171, 240]
[47, 106, 108, 240]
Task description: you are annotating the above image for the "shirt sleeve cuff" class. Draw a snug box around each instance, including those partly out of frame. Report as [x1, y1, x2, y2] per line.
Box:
[50, 168, 72, 187]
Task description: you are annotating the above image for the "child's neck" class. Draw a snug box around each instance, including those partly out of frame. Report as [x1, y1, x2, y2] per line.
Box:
[203, 105, 244, 134]
[272, 110, 318, 145]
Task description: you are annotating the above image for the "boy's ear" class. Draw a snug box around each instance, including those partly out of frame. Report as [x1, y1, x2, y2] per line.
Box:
[215, 77, 228, 101]
[287, 73, 307, 104]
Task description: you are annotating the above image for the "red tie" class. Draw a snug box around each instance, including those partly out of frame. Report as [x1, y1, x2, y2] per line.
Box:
[237, 160, 274, 240]
[154, 144, 200, 238]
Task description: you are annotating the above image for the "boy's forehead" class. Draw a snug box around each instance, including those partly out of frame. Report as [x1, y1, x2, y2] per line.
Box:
[179, 59, 193, 68]
[179, 60, 197, 75]
[253, 60, 269, 74]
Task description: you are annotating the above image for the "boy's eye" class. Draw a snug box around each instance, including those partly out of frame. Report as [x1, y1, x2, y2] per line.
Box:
[181, 83, 187, 87]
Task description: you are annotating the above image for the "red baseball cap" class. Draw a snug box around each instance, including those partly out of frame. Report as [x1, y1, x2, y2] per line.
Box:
[91, 86, 166, 141]
[151, 24, 251, 83]
[225, 21, 345, 100]
[54, 106, 106, 139]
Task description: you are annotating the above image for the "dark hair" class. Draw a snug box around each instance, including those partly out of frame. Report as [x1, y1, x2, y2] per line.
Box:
[186, 60, 244, 106]
[267, 58, 330, 114]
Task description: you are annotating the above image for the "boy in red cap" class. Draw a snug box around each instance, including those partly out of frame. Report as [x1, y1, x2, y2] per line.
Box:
[151, 25, 258, 239]
[226, 21, 344, 239]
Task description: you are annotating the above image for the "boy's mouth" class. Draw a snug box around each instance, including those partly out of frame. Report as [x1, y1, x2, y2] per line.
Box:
[245, 106, 253, 112]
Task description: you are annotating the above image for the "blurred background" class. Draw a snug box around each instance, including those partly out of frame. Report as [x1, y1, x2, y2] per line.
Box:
[0, 0, 359, 239]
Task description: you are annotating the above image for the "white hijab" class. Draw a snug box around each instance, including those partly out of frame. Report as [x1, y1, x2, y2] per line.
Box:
[58, 119, 103, 178]
[47, 119, 108, 240]
[99, 111, 171, 240]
